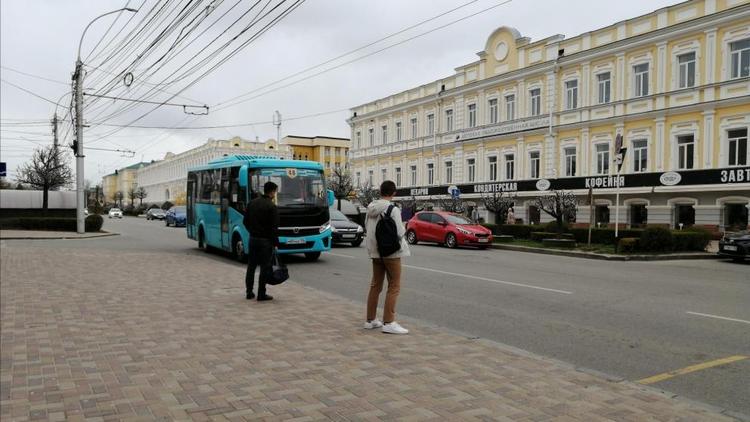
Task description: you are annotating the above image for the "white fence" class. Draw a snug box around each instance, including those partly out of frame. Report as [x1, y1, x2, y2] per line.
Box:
[0, 190, 76, 209]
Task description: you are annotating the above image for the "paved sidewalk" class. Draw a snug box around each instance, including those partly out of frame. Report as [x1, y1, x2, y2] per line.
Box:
[0, 230, 118, 240]
[0, 244, 736, 421]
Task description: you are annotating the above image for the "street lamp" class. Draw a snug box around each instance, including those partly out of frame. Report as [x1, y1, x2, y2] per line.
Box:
[73, 7, 138, 233]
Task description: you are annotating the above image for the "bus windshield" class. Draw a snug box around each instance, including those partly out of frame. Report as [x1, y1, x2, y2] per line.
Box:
[251, 168, 326, 208]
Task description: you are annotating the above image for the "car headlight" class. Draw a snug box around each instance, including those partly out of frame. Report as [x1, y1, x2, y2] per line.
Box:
[319, 223, 331, 233]
[357, 225, 364, 233]
[456, 226, 472, 235]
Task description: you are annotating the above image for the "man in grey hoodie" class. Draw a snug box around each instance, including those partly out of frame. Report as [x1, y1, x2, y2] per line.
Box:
[364, 180, 411, 334]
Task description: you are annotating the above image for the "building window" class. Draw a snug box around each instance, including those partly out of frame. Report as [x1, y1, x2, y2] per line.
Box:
[368, 170, 374, 186]
[677, 135, 695, 169]
[488, 156, 498, 181]
[730, 38, 750, 79]
[505, 95, 515, 121]
[634, 63, 649, 97]
[381, 125, 388, 144]
[467, 104, 477, 128]
[678, 52, 696, 88]
[326, 161, 331, 169]
[504, 153, 514, 180]
[630, 204, 648, 228]
[488, 98, 498, 124]
[445, 109, 454, 132]
[395, 167, 402, 186]
[410, 118, 418, 139]
[381, 168, 387, 182]
[595, 205, 610, 225]
[368, 128, 374, 147]
[445, 161, 453, 183]
[632, 139, 648, 172]
[728, 128, 748, 166]
[529, 88, 541, 116]
[410, 165, 417, 185]
[467, 158, 476, 182]
[597, 72, 611, 104]
[564, 80, 578, 110]
[396, 122, 402, 142]
[427, 113, 435, 135]
[564, 147, 576, 177]
[529, 151, 540, 179]
[427, 163, 434, 185]
[596, 144, 610, 175]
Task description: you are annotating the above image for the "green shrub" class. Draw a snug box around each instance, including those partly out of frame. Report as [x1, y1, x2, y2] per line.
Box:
[569, 228, 644, 245]
[640, 227, 673, 252]
[618, 237, 640, 253]
[85, 215, 104, 232]
[530, 231, 574, 241]
[498, 224, 543, 239]
[672, 228, 711, 251]
[544, 221, 569, 233]
[481, 223, 500, 235]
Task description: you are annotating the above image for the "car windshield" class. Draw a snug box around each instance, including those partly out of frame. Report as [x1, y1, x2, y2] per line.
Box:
[330, 210, 349, 221]
[445, 215, 473, 225]
[251, 168, 326, 208]
[171, 206, 186, 213]
[153, 209, 165, 214]
[111, 208, 121, 212]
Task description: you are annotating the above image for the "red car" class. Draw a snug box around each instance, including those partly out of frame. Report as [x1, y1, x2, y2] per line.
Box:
[406, 211, 493, 249]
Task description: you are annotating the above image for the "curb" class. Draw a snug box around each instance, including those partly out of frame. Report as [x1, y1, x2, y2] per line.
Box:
[490, 243, 722, 261]
[0, 232, 120, 240]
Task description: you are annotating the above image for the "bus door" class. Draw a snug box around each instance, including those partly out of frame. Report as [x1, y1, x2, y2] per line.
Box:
[220, 168, 230, 250]
[186, 173, 196, 239]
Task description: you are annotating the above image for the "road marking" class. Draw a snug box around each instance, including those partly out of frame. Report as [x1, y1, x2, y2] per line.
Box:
[686, 311, 750, 325]
[637, 355, 749, 385]
[327, 252, 572, 294]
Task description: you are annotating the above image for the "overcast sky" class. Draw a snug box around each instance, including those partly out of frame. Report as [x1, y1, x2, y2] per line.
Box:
[1, 0, 677, 183]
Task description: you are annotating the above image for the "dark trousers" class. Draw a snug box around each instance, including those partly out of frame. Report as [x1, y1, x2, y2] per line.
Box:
[245, 237, 273, 297]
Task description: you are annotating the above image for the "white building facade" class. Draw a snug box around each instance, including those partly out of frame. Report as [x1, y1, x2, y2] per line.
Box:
[137, 137, 292, 204]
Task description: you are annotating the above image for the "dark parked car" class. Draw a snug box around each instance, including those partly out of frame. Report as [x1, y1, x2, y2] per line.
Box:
[146, 208, 166, 220]
[718, 230, 750, 262]
[406, 211, 493, 249]
[330, 209, 364, 247]
[165, 206, 187, 227]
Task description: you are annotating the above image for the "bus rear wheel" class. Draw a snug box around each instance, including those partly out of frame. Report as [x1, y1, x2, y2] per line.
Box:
[233, 235, 246, 263]
[304, 252, 321, 261]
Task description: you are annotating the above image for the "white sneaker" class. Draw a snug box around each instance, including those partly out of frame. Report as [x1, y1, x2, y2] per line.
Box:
[363, 319, 384, 329]
[382, 322, 409, 334]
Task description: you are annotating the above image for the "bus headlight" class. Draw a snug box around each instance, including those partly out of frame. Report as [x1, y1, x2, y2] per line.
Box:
[319, 223, 331, 233]
[357, 225, 364, 233]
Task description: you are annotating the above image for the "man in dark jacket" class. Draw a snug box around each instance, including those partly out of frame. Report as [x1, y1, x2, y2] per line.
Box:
[244, 181, 280, 301]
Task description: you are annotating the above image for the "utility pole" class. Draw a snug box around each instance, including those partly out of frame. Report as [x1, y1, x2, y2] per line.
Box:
[273, 110, 282, 143]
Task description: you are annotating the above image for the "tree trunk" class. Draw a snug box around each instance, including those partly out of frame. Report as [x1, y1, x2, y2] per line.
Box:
[42, 186, 49, 210]
[337, 198, 341, 211]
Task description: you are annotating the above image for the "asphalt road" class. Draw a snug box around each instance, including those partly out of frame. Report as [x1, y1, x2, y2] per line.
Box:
[31, 216, 750, 417]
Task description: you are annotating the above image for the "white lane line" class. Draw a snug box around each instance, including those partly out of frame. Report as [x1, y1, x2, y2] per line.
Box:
[686, 311, 750, 325]
[327, 251, 572, 294]
[403, 264, 573, 295]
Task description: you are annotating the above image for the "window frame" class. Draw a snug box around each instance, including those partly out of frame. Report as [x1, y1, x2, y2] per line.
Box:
[466, 158, 476, 182]
[595, 143, 610, 175]
[426, 162, 435, 185]
[633, 62, 650, 97]
[677, 134, 695, 170]
[445, 160, 453, 183]
[381, 125, 388, 144]
[410, 117, 418, 139]
[632, 139, 648, 173]
[488, 98, 498, 124]
[467, 103, 477, 128]
[426, 113, 435, 135]
[565, 79, 578, 110]
[410, 165, 417, 186]
[395, 121, 402, 142]
[563, 146, 577, 177]
[677, 52, 697, 89]
[445, 109, 454, 132]
[729, 38, 750, 79]
[529, 150, 541, 179]
[505, 94, 516, 121]
[368, 128, 374, 147]
[727, 128, 748, 167]
[488, 155, 498, 181]
[596, 72, 611, 104]
[504, 153, 515, 180]
[395, 167, 402, 186]
[529, 88, 541, 116]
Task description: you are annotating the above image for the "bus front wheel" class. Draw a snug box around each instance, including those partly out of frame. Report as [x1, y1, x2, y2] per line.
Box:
[304, 252, 321, 261]
[198, 228, 206, 251]
[233, 235, 246, 262]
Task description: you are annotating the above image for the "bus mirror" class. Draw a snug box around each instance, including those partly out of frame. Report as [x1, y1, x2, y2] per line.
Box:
[239, 166, 248, 187]
[327, 189, 334, 207]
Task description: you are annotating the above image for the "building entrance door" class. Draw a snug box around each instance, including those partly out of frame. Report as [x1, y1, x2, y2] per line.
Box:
[675, 204, 695, 229]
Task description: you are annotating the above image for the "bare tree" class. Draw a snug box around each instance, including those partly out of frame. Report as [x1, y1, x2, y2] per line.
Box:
[534, 190, 578, 232]
[437, 195, 465, 213]
[135, 186, 148, 206]
[15, 145, 73, 209]
[481, 190, 516, 224]
[328, 167, 353, 211]
[0, 177, 11, 189]
[114, 191, 124, 208]
[127, 187, 137, 207]
[355, 181, 380, 208]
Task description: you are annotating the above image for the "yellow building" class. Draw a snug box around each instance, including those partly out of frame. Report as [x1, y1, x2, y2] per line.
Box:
[102, 162, 150, 205]
[349, 0, 750, 231]
[281, 135, 351, 174]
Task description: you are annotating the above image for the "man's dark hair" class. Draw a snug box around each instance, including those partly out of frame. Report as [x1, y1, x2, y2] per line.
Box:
[264, 181, 278, 195]
[380, 180, 396, 197]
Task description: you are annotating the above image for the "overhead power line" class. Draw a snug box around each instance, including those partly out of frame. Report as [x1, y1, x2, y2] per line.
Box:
[0, 66, 70, 86]
[0, 78, 69, 108]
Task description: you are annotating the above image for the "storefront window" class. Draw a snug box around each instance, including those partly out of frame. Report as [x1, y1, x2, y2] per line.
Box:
[675, 204, 695, 229]
[595, 205, 610, 225]
[724, 204, 749, 231]
[630, 204, 648, 228]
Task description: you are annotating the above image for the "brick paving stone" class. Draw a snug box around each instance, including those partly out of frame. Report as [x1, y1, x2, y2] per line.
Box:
[0, 244, 738, 421]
